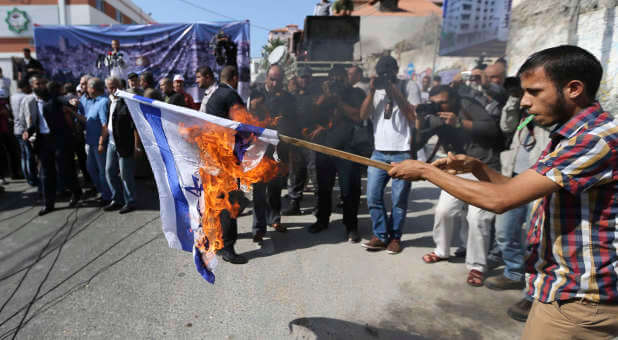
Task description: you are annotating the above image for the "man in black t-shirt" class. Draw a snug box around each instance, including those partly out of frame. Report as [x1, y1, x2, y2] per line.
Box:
[249, 65, 297, 245]
[306, 65, 365, 242]
[204, 66, 248, 265]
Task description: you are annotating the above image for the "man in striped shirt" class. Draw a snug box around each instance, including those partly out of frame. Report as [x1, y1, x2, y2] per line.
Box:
[389, 45, 618, 339]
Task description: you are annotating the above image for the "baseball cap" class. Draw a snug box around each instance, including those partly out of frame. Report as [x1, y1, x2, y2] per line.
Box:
[127, 72, 138, 79]
[173, 74, 184, 82]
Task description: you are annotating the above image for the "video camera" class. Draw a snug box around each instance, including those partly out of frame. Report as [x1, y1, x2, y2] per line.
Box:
[415, 102, 441, 117]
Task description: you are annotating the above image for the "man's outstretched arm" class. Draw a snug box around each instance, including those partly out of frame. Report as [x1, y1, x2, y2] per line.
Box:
[388, 159, 561, 214]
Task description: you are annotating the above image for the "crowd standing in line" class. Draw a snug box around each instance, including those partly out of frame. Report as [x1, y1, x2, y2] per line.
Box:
[0, 39, 616, 338]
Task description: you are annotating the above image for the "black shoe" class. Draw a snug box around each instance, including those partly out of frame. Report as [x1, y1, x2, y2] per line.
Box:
[454, 248, 466, 257]
[38, 206, 54, 216]
[103, 201, 123, 211]
[308, 222, 328, 234]
[507, 298, 532, 322]
[96, 198, 111, 207]
[282, 199, 301, 216]
[119, 205, 136, 214]
[252, 229, 266, 245]
[68, 193, 81, 208]
[218, 248, 248, 264]
[347, 229, 360, 243]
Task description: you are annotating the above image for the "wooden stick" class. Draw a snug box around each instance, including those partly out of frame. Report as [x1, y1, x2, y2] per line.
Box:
[278, 134, 393, 172]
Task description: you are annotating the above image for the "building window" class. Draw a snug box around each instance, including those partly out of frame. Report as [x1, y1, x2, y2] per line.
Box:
[463, 4, 471, 10]
[462, 14, 470, 20]
[116, 10, 122, 23]
[96, 0, 104, 11]
[461, 24, 469, 29]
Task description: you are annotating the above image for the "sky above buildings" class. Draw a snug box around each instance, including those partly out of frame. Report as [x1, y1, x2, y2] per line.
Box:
[132, 0, 319, 58]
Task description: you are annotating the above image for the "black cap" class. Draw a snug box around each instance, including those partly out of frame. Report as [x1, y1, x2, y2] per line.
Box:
[127, 72, 138, 79]
[297, 66, 312, 77]
[375, 55, 398, 75]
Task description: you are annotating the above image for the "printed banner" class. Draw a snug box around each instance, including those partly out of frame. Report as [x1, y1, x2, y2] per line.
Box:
[439, 0, 512, 57]
[33, 22, 251, 101]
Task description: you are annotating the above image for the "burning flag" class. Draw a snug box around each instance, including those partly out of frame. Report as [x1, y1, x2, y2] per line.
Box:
[117, 90, 280, 284]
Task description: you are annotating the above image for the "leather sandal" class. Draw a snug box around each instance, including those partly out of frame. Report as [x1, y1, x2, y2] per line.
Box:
[467, 269, 484, 287]
[422, 251, 448, 264]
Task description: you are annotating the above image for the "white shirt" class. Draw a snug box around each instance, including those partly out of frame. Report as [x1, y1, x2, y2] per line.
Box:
[35, 97, 50, 134]
[370, 80, 421, 151]
[108, 95, 119, 144]
[199, 83, 219, 113]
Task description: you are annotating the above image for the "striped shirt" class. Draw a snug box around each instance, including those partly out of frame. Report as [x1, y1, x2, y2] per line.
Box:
[526, 102, 618, 303]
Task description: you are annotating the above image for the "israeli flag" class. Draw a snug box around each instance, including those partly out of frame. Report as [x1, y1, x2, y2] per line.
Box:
[117, 90, 279, 283]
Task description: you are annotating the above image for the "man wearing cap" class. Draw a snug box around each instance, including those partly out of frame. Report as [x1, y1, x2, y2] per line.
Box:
[126, 72, 142, 95]
[173, 75, 197, 110]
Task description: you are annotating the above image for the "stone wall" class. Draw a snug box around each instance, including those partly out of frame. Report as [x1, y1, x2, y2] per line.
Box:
[369, 0, 617, 112]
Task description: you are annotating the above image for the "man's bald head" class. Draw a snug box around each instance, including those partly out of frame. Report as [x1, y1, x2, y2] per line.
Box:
[266, 65, 284, 92]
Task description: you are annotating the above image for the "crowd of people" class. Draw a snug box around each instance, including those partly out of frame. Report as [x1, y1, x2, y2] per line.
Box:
[0, 40, 616, 338]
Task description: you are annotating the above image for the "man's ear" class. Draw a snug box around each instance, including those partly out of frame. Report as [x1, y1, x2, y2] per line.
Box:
[563, 80, 585, 101]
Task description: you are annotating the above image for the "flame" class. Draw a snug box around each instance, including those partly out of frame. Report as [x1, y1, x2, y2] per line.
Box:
[181, 104, 280, 254]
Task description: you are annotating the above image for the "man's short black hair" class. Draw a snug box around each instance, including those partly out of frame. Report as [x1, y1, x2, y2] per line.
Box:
[197, 66, 214, 78]
[140, 71, 155, 87]
[517, 45, 603, 101]
[220, 65, 238, 83]
[432, 75, 441, 83]
[23, 48, 30, 53]
[429, 85, 461, 114]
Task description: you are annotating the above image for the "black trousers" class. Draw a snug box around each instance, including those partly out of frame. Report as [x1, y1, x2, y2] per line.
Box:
[220, 189, 247, 250]
[315, 152, 361, 230]
[0, 132, 21, 178]
[38, 134, 81, 208]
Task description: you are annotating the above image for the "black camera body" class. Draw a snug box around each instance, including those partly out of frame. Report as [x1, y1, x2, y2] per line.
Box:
[415, 102, 441, 117]
[374, 72, 397, 90]
[324, 79, 345, 97]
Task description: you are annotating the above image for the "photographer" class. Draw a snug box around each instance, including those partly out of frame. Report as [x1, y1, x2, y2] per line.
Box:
[359, 55, 419, 254]
[103, 40, 128, 80]
[416, 85, 502, 287]
[306, 65, 365, 242]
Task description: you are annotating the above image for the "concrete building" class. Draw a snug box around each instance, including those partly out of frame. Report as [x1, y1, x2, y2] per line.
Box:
[0, 0, 153, 82]
[440, 0, 511, 56]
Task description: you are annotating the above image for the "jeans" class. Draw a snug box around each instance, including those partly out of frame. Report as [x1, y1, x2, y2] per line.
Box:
[287, 148, 316, 201]
[105, 142, 136, 206]
[315, 152, 361, 230]
[17, 136, 37, 185]
[252, 176, 284, 235]
[495, 201, 533, 281]
[86, 143, 111, 201]
[366, 150, 412, 242]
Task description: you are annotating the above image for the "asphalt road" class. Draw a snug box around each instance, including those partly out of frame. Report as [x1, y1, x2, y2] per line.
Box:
[0, 177, 524, 339]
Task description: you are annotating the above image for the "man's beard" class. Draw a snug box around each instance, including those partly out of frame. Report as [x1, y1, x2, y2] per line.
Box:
[551, 92, 569, 125]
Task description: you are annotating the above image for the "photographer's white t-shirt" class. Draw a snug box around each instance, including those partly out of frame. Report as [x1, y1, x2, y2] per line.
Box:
[370, 80, 421, 152]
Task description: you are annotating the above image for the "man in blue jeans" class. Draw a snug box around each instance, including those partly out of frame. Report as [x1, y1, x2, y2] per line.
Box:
[359, 56, 420, 254]
[74, 77, 111, 206]
[103, 77, 138, 214]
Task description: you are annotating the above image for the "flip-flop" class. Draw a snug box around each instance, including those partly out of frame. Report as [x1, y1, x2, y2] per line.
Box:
[422, 251, 448, 264]
[467, 269, 484, 287]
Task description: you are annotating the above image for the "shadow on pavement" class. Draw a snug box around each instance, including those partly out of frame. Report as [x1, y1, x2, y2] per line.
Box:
[288, 317, 425, 340]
